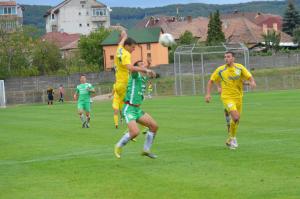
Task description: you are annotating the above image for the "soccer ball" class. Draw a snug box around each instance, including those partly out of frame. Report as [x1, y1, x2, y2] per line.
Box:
[159, 33, 175, 47]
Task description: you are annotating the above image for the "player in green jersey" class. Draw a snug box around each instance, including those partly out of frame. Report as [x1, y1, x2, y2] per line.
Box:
[74, 74, 95, 128]
[114, 60, 158, 159]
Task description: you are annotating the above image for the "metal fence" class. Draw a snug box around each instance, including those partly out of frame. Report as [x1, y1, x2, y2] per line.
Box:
[3, 52, 300, 105]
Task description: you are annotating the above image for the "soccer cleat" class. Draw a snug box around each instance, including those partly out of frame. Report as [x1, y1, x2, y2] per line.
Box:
[225, 138, 238, 150]
[231, 138, 239, 148]
[85, 122, 90, 128]
[141, 151, 157, 159]
[131, 138, 137, 142]
[115, 125, 118, 129]
[114, 145, 122, 159]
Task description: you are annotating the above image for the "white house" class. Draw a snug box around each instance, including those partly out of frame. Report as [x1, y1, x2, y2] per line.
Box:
[0, 0, 24, 31]
[44, 0, 111, 35]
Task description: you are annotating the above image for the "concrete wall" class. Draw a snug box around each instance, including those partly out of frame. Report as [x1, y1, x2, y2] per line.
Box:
[4, 53, 300, 105]
[5, 72, 114, 105]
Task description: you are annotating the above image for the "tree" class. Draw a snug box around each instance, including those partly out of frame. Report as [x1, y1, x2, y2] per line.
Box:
[262, 30, 281, 53]
[167, 31, 196, 63]
[293, 27, 300, 44]
[178, 31, 196, 45]
[78, 28, 110, 71]
[206, 10, 225, 46]
[282, 0, 300, 36]
[32, 41, 64, 75]
[0, 27, 35, 78]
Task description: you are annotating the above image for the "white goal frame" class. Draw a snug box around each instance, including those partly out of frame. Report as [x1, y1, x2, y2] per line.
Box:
[0, 80, 6, 108]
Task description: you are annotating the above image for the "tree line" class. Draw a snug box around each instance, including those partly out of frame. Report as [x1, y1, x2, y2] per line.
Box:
[0, 27, 110, 79]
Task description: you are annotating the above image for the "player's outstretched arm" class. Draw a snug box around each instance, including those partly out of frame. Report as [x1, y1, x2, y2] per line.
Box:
[118, 30, 127, 47]
[126, 64, 156, 77]
[205, 80, 214, 103]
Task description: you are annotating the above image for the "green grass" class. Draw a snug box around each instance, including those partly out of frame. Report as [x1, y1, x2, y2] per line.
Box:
[1, 90, 300, 199]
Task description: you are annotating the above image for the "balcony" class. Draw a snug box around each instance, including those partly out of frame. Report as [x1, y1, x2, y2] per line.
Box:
[90, 15, 108, 22]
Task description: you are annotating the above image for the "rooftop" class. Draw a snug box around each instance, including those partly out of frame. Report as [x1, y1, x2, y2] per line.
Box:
[101, 27, 162, 46]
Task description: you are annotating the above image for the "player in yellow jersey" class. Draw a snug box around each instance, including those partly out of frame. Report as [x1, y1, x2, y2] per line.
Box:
[112, 31, 155, 129]
[205, 52, 256, 149]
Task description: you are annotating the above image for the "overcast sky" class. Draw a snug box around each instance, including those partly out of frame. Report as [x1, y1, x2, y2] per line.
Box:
[16, 0, 282, 7]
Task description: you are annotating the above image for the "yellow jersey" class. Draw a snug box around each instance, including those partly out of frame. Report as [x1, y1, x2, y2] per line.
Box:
[210, 63, 252, 99]
[114, 45, 131, 84]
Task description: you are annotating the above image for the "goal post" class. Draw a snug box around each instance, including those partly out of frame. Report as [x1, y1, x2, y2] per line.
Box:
[0, 80, 6, 108]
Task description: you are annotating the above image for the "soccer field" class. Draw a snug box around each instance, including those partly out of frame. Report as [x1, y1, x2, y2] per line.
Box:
[0, 90, 300, 199]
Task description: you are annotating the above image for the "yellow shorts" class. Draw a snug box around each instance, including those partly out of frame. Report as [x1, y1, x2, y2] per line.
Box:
[112, 82, 127, 110]
[222, 98, 242, 113]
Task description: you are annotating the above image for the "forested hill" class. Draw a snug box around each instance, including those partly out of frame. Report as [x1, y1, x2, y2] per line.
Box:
[22, 0, 300, 33]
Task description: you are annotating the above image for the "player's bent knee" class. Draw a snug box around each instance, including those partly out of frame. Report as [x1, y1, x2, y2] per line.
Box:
[130, 130, 139, 138]
[150, 123, 158, 133]
[232, 116, 240, 123]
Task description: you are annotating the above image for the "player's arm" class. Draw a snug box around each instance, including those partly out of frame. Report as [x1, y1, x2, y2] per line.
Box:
[73, 88, 79, 101]
[241, 65, 256, 89]
[205, 69, 220, 103]
[216, 82, 222, 94]
[88, 86, 96, 93]
[118, 30, 127, 47]
[247, 76, 256, 89]
[205, 80, 214, 103]
[126, 64, 156, 77]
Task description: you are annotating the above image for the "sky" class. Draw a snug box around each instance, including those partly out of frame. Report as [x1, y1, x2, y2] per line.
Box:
[16, 0, 280, 7]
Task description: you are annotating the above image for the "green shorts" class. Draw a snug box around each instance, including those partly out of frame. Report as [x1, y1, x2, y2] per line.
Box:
[122, 104, 145, 123]
[77, 101, 91, 112]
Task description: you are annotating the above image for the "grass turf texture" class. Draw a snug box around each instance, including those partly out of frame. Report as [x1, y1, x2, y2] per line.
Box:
[0, 90, 300, 199]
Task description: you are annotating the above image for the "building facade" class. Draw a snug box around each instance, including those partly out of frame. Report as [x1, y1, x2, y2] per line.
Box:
[101, 28, 169, 70]
[44, 0, 111, 35]
[0, 0, 23, 31]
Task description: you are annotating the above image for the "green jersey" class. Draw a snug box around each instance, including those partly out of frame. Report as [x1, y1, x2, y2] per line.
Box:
[75, 83, 94, 103]
[124, 72, 148, 105]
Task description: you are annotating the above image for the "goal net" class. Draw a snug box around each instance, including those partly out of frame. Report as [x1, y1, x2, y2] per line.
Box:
[0, 80, 6, 108]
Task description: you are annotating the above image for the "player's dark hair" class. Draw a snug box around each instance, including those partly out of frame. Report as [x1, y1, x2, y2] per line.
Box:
[133, 60, 143, 67]
[124, 37, 137, 46]
[225, 51, 235, 57]
[80, 74, 86, 77]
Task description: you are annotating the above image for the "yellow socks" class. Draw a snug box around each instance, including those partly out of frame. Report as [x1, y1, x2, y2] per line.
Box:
[229, 120, 239, 139]
[114, 114, 119, 127]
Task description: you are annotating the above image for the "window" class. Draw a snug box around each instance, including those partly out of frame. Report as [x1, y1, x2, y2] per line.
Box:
[11, 7, 16, 14]
[1, 7, 16, 15]
[93, 8, 106, 16]
[81, 4, 84, 8]
[86, 11, 89, 16]
[147, 43, 151, 50]
[87, 23, 90, 27]
[79, 12, 81, 16]
[110, 55, 114, 60]
[51, 14, 55, 20]
[147, 53, 151, 59]
[79, 23, 82, 27]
